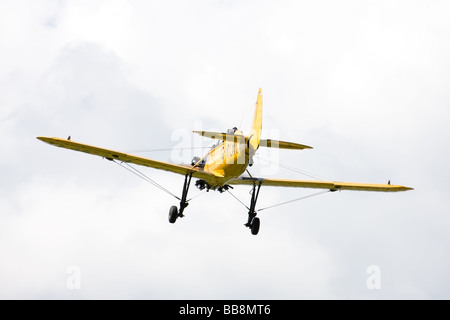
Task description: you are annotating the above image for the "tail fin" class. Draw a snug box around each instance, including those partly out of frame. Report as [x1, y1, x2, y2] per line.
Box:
[249, 88, 263, 151]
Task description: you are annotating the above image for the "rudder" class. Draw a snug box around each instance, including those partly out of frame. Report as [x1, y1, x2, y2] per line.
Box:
[249, 88, 263, 151]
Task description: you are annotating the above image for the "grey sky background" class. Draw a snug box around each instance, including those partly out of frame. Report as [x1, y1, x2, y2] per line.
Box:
[1, 0, 449, 299]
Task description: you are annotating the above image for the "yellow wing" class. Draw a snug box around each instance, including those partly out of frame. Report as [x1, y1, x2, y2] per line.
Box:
[227, 177, 413, 192]
[37, 137, 214, 180]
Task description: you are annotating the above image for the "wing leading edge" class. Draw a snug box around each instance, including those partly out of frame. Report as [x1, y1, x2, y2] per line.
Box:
[227, 177, 413, 192]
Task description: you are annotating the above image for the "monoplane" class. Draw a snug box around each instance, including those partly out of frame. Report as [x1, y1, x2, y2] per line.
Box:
[38, 89, 412, 235]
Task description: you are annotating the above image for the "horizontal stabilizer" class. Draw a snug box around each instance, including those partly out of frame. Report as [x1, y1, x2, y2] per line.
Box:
[193, 130, 245, 142]
[260, 139, 312, 150]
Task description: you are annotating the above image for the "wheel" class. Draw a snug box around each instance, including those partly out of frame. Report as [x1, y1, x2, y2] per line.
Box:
[168, 206, 178, 224]
[250, 217, 260, 235]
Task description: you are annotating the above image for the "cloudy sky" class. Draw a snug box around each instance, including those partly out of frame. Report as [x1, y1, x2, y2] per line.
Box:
[1, 0, 449, 299]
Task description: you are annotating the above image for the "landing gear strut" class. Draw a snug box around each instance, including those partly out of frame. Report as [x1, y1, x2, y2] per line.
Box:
[245, 181, 262, 235]
[168, 173, 192, 224]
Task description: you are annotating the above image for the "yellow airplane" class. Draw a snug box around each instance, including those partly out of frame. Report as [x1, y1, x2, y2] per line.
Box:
[37, 88, 412, 235]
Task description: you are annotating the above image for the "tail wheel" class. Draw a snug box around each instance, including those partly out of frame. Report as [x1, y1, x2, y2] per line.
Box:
[250, 217, 260, 235]
[168, 206, 178, 224]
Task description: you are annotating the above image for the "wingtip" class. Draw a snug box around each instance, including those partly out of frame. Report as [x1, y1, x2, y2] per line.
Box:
[37, 136, 66, 145]
[394, 185, 414, 192]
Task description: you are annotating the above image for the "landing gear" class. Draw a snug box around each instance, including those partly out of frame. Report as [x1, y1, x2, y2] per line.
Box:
[169, 174, 264, 235]
[250, 217, 260, 235]
[168, 173, 192, 224]
[168, 205, 178, 223]
[245, 181, 262, 235]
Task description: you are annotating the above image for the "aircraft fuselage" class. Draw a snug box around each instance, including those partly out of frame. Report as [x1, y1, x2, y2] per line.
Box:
[203, 136, 250, 180]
